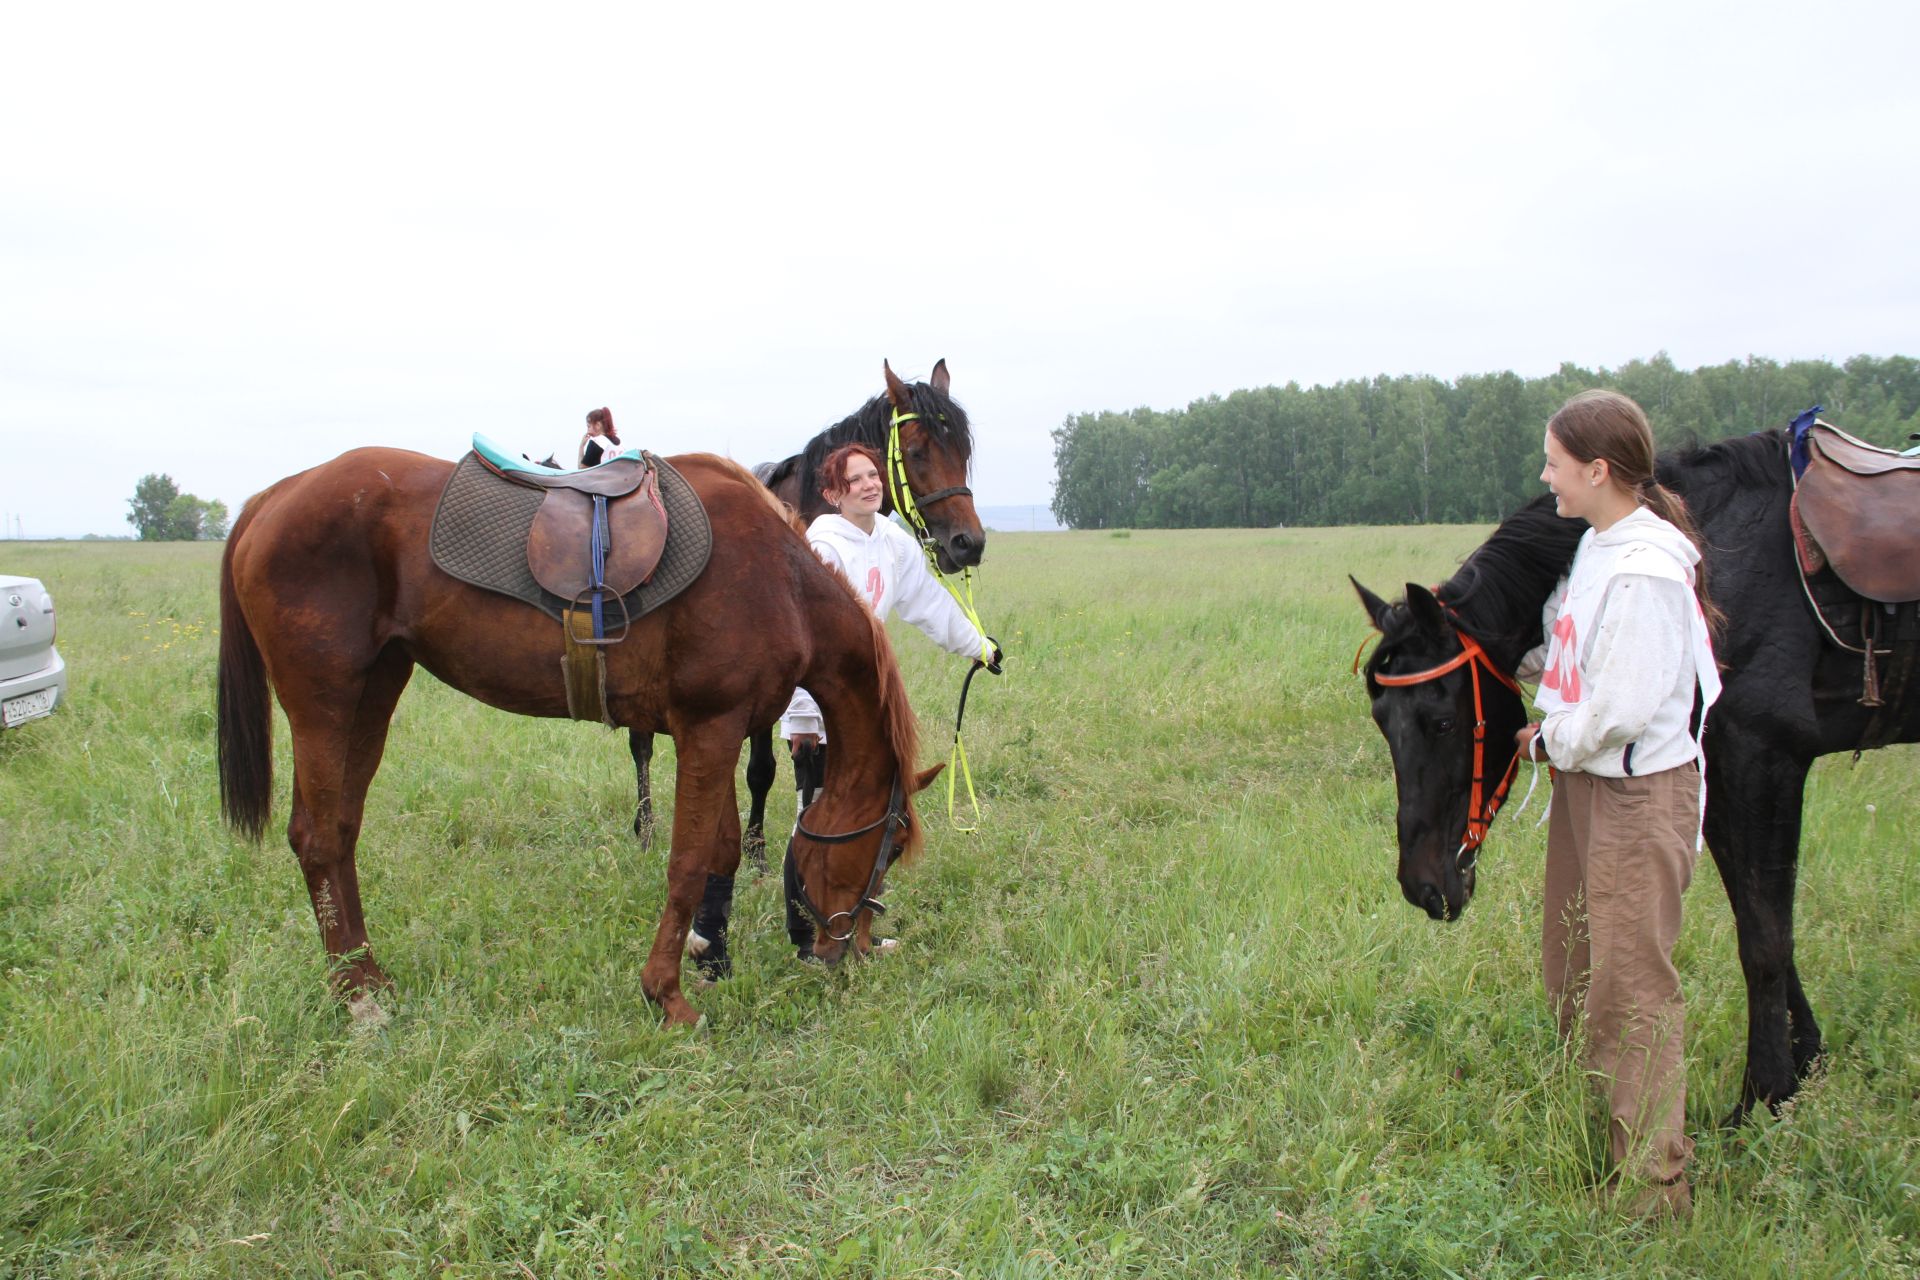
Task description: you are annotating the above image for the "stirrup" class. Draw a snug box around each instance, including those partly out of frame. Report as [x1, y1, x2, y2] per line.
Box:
[566, 586, 631, 644]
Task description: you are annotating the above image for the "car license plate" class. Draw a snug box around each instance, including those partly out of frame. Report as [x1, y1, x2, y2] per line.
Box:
[2, 688, 56, 727]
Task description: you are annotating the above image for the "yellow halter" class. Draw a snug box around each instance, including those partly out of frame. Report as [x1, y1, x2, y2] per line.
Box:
[888, 407, 991, 831]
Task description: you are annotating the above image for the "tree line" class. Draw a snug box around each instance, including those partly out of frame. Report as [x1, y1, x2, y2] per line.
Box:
[1049, 353, 1920, 529]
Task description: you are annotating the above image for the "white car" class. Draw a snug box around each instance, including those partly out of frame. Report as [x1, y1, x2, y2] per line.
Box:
[1, 575, 64, 730]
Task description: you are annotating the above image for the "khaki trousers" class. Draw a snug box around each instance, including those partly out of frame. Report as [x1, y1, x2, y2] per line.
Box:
[1543, 765, 1700, 1184]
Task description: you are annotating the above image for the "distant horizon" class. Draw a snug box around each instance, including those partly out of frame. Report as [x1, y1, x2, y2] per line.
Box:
[977, 503, 1065, 533]
[0, 503, 1066, 543]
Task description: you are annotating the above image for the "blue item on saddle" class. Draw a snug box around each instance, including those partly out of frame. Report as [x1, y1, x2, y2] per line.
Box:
[590, 494, 610, 639]
[1788, 406, 1824, 480]
[471, 431, 642, 477]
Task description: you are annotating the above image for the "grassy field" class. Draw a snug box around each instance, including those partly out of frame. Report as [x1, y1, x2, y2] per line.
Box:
[2, 529, 1916, 1278]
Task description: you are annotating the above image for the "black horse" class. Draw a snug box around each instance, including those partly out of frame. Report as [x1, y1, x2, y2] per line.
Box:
[628, 360, 984, 865]
[1354, 427, 1920, 1121]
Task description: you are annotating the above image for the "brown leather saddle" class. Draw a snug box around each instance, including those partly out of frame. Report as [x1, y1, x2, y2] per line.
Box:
[1791, 421, 1920, 603]
[474, 450, 669, 640]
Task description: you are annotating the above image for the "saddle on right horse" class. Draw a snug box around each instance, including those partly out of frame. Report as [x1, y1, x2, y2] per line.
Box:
[1788, 417, 1920, 711]
[1791, 420, 1920, 604]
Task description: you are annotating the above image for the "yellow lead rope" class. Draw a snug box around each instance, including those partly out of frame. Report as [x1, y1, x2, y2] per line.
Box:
[888, 409, 990, 831]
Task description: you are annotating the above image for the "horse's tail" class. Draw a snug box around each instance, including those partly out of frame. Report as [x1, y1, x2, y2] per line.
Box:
[217, 505, 273, 841]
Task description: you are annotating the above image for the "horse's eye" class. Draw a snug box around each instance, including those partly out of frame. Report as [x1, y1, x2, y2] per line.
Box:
[1435, 717, 1456, 735]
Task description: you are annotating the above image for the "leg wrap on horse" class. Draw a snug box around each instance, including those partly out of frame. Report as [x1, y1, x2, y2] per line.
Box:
[690, 873, 735, 980]
[783, 839, 814, 953]
[794, 741, 827, 810]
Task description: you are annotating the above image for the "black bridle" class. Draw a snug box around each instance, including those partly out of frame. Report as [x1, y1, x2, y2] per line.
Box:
[907, 484, 972, 510]
[790, 773, 909, 944]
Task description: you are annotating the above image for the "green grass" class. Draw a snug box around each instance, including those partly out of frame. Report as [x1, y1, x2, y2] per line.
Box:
[2, 531, 1916, 1278]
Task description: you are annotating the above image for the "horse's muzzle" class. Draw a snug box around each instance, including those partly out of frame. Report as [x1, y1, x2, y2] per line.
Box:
[936, 529, 986, 573]
[1400, 862, 1474, 922]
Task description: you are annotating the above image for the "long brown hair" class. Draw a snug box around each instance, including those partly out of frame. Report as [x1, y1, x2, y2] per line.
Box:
[586, 407, 620, 447]
[1547, 389, 1723, 633]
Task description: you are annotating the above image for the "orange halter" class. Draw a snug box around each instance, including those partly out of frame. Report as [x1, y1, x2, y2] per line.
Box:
[1368, 617, 1524, 867]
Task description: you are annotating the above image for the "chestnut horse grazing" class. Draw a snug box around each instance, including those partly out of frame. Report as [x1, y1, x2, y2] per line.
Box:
[218, 449, 938, 1025]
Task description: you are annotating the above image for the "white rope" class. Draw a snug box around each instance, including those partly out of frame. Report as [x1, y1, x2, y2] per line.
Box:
[1507, 738, 1553, 828]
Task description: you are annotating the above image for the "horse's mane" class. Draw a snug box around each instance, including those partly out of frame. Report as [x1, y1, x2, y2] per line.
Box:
[871, 603, 926, 861]
[806, 547, 926, 860]
[763, 477, 926, 859]
[1657, 428, 1788, 516]
[1365, 494, 1580, 679]
[1425, 495, 1586, 666]
[769, 377, 974, 508]
[684, 451, 806, 534]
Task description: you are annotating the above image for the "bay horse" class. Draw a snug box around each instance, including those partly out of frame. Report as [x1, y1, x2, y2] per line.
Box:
[626, 359, 985, 860]
[1353, 428, 1920, 1120]
[218, 449, 940, 1026]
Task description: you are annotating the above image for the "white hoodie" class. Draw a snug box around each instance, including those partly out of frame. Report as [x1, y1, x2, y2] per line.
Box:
[782, 514, 992, 739]
[1521, 507, 1721, 778]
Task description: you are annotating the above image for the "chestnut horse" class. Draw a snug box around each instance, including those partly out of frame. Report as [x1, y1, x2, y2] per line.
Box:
[218, 449, 939, 1025]
[627, 359, 985, 859]
[1355, 429, 1920, 1119]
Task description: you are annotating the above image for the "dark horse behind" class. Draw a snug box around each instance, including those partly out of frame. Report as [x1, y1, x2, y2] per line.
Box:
[627, 359, 985, 860]
[218, 448, 940, 1026]
[1353, 428, 1920, 1120]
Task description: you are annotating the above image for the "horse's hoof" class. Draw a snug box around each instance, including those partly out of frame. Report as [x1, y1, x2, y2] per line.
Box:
[348, 993, 391, 1028]
[633, 814, 654, 847]
[743, 828, 767, 873]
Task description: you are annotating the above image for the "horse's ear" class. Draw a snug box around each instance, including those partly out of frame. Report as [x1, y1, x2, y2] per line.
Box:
[929, 358, 950, 393]
[1404, 583, 1448, 636]
[883, 359, 911, 408]
[1351, 576, 1394, 631]
[912, 762, 947, 793]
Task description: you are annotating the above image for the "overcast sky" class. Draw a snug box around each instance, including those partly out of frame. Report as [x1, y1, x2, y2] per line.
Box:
[4, 1, 1916, 539]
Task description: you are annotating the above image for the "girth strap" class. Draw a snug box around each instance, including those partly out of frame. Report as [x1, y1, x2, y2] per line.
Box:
[560, 608, 614, 725]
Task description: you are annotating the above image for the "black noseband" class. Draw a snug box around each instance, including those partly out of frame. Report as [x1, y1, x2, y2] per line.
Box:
[912, 485, 972, 510]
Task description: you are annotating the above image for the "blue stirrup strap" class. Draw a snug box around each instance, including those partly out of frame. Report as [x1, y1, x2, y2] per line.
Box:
[590, 495, 609, 639]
